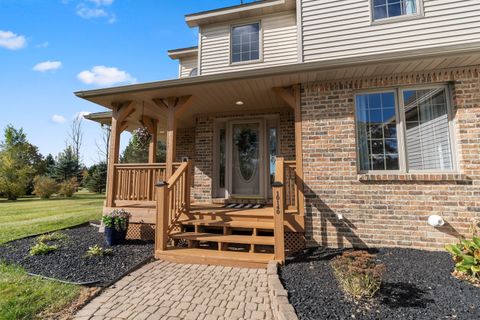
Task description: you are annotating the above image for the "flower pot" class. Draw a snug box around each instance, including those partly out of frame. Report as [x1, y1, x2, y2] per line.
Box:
[104, 226, 128, 246]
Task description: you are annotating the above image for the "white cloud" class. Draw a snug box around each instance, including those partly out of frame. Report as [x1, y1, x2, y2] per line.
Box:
[75, 111, 91, 119]
[87, 0, 114, 5]
[33, 61, 62, 72]
[77, 66, 136, 86]
[52, 114, 66, 124]
[76, 4, 108, 19]
[0, 30, 26, 50]
[36, 41, 49, 48]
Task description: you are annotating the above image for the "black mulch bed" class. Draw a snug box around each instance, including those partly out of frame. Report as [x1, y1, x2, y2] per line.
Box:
[281, 247, 480, 320]
[0, 225, 154, 286]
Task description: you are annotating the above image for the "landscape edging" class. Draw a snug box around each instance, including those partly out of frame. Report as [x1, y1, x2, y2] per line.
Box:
[267, 260, 299, 320]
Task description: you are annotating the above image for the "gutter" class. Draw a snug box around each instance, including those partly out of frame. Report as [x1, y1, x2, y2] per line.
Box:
[75, 42, 480, 99]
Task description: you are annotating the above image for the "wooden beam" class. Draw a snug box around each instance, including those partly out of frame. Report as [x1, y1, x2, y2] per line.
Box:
[106, 101, 132, 208]
[273, 87, 295, 110]
[292, 85, 305, 217]
[174, 95, 194, 118]
[148, 118, 158, 164]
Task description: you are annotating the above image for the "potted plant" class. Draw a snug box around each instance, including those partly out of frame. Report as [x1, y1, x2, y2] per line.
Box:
[102, 209, 131, 246]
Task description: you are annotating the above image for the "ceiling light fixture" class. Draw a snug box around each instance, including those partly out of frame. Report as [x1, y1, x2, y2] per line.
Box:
[235, 100, 244, 106]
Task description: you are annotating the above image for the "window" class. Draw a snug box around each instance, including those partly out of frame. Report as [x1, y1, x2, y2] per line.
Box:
[231, 23, 260, 63]
[355, 86, 454, 172]
[372, 0, 418, 21]
[189, 68, 198, 77]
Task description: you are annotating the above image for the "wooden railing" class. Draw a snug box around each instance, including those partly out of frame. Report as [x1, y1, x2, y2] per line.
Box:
[272, 158, 286, 263]
[112, 163, 181, 205]
[155, 160, 192, 252]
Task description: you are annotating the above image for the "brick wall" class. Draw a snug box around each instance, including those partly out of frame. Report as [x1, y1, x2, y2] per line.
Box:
[301, 68, 480, 250]
[176, 127, 195, 201]
[191, 110, 295, 202]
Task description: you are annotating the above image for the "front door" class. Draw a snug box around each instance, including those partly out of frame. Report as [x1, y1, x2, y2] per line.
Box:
[227, 120, 265, 198]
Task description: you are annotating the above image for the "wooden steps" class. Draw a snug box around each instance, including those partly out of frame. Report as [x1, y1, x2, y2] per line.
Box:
[170, 232, 275, 245]
[155, 248, 274, 268]
[178, 219, 274, 229]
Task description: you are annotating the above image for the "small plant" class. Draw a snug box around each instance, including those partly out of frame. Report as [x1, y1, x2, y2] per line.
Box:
[102, 209, 131, 231]
[58, 177, 77, 197]
[85, 245, 112, 257]
[33, 176, 59, 199]
[445, 236, 480, 284]
[29, 242, 58, 256]
[330, 251, 386, 300]
[37, 232, 68, 243]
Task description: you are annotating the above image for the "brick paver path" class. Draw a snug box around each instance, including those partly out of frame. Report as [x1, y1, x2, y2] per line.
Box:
[74, 261, 273, 320]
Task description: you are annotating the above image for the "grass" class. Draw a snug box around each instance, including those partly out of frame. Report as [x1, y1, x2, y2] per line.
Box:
[0, 263, 81, 320]
[0, 190, 104, 319]
[0, 189, 104, 245]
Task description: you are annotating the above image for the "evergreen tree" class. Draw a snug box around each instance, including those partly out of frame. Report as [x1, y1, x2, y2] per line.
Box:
[84, 162, 107, 193]
[44, 154, 56, 177]
[121, 135, 166, 163]
[53, 146, 81, 182]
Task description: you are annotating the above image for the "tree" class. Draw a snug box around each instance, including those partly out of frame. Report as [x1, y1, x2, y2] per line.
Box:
[0, 125, 43, 199]
[52, 146, 81, 182]
[84, 162, 107, 193]
[44, 154, 56, 177]
[68, 116, 84, 161]
[121, 135, 166, 163]
[95, 124, 111, 163]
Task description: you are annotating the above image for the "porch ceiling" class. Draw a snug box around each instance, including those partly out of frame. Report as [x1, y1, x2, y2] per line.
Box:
[76, 43, 480, 129]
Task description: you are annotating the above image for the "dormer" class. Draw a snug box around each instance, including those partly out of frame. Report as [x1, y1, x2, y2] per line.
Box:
[168, 46, 198, 78]
[171, 0, 298, 77]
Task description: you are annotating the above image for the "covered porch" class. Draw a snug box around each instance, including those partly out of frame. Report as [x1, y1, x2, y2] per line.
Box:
[83, 76, 306, 266]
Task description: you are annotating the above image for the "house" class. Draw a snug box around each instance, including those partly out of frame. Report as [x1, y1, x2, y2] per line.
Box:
[79, 0, 480, 267]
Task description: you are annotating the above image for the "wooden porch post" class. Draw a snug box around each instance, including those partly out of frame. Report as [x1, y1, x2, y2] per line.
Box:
[106, 101, 134, 208]
[273, 86, 305, 216]
[155, 181, 169, 252]
[152, 96, 194, 179]
[142, 116, 158, 164]
[273, 157, 285, 263]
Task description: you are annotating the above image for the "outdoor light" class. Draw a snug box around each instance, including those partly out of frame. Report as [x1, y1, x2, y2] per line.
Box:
[235, 100, 244, 106]
[428, 215, 445, 227]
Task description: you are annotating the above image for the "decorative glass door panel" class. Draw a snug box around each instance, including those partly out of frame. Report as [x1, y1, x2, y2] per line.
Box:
[231, 122, 262, 196]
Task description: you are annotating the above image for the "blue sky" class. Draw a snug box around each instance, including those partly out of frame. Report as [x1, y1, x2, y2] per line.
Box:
[0, 0, 251, 166]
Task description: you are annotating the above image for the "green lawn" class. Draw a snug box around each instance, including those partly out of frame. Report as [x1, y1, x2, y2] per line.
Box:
[0, 190, 104, 244]
[0, 190, 104, 319]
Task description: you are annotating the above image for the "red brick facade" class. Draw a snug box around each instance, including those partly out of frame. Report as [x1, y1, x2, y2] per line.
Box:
[301, 68, 480, 250]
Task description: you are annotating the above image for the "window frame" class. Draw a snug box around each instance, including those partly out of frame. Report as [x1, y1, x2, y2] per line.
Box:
[369, 0, 424, 25]
[229, 21, 263, 66]
[354, 84, 457, 174]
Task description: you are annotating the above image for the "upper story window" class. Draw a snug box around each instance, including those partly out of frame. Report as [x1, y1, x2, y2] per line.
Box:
[372, 0, 418, 21]
[189, 68, 198, 77]
[355, 86, 455, 172]
[231, 22, 260, 64]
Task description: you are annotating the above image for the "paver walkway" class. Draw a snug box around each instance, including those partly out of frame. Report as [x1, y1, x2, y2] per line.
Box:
[74, 260, 274, 320]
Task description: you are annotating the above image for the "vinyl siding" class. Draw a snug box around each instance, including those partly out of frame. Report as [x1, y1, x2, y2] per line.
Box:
[200, 11, 298, 75]
[179, 56, 198, 78]
[300, 0, 480, 62]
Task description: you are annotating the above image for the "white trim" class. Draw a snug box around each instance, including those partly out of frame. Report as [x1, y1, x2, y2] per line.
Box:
[198, 26, 202, 76]
[295, 0, 303, 63]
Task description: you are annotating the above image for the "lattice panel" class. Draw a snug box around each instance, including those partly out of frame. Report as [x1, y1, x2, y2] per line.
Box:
[285, 231, 306, 255]
[126, 223, 155, 241]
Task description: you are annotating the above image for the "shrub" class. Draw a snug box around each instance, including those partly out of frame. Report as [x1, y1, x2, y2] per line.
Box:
[330, 251, 386, 300]
[85, 245, 112, 257]
[102, 209, 131, 231]
[37, 232, 68, 243]
[33, 176, 58, 199]
[445, 236, 480, 284]
[58, 178, 77, 197]
[29, 242, 58, 256]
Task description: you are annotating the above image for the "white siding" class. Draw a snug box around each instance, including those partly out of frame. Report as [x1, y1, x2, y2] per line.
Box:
[200, 11, 298, 75]
[179, 56, 198, 78]
[301, 0, 480, 62]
